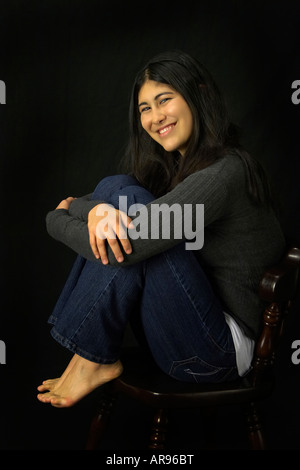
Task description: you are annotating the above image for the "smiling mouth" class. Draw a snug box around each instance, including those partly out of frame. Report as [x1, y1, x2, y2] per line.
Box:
[157, 123, 176, 136]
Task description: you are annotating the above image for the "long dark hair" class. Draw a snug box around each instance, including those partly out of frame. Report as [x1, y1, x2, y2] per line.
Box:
[122, 50, 271, 203]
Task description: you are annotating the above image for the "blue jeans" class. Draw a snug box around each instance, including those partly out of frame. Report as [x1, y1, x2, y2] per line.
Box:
[49, 175, 239, 383]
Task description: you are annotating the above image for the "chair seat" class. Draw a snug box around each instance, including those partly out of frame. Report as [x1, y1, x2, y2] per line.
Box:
[113, 347, 275, 408]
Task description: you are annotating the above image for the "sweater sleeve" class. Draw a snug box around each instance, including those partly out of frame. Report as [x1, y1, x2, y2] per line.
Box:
[46, 158, 231, 266]
[68, 193, 96, 220]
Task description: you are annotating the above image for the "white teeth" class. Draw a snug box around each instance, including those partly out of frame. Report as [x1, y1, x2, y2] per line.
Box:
[159, 125, 173, 134]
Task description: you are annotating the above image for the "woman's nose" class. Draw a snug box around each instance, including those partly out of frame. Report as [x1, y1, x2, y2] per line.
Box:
[152, 109, 166, 124]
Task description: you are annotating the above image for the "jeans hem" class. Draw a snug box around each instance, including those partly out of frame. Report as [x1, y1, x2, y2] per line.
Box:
[50, 327, 119, 364]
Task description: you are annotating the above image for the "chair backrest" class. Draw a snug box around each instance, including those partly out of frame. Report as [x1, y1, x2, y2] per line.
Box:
[251, 246, 300, 383]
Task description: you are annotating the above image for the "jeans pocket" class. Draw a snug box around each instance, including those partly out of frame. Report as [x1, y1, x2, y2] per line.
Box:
[169, 356, 239, 383]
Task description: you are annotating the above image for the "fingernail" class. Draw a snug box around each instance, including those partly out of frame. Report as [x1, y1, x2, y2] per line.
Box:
[117, 256, 124, 262]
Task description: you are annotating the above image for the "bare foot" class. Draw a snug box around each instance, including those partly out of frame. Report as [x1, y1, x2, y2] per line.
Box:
[37, 354, 77, 392]
[37, 354, 123, 408]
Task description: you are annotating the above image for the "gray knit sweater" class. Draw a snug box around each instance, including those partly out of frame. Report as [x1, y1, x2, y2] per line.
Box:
[46, 154, 285, 339]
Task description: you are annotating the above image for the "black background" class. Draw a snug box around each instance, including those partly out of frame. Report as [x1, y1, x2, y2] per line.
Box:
[1, 0, 300, 451]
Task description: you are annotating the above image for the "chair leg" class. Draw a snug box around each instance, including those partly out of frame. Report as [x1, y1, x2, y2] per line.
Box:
[148, 408, 168, 449]
[85, 387, 116, 450]
[244, 402, 266, 450]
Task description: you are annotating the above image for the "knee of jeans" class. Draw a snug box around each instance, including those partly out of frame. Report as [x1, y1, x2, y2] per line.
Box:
[92, 174, 139, 200]
[110, 185, 154, 209]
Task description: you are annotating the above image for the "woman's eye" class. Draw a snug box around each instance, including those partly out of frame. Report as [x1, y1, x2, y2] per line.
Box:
[140, 106, 150, 113]
[160, 98, 170, 104]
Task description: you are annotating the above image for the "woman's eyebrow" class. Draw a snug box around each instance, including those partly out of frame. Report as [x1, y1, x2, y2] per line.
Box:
[138, 91, 174, 108]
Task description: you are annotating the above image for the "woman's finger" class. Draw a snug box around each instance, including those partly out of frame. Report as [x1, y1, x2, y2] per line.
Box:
[106, 237, 124, 263]
[55, 196, 76, 210]
[96, 238, 109, 265]
[88, 204, 134, 263]
[98, 224, 124, 263]
[89, 231, 101, 260]
[116, 213, 132, 255]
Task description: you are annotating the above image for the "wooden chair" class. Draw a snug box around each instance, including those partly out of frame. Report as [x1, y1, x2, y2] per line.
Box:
[85, 246, 300, 450]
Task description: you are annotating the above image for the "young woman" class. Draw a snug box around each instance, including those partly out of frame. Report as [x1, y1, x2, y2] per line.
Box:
[37, 51, 285, 407]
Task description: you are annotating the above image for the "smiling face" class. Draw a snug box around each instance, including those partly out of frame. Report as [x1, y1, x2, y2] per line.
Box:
[138, 80, 194, 156]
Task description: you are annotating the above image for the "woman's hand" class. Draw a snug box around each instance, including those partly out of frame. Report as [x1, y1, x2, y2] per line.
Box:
[55, 197, 76, 210]
[88, 203, 133, 264]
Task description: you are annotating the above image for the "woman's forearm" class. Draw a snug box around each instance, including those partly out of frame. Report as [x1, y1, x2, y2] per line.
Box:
[46, 209, 97, 262]
[46, 158, 230, 266]
[45, 206, 183, 266]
